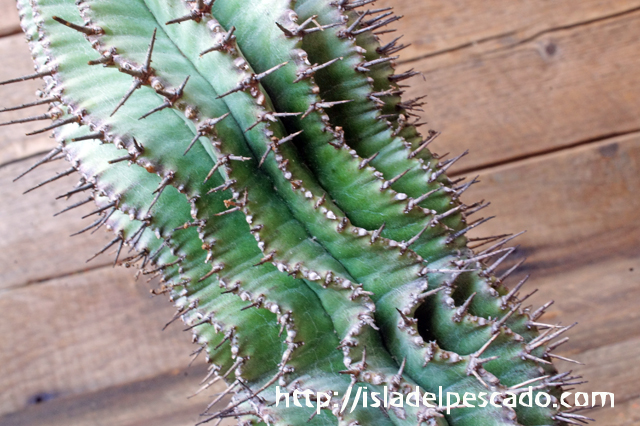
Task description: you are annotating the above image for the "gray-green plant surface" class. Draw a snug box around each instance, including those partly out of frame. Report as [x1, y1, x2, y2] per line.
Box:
[4, 0, 589, 424]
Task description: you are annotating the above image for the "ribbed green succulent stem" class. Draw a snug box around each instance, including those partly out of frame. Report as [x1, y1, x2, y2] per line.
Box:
[8, 0, 586, 425]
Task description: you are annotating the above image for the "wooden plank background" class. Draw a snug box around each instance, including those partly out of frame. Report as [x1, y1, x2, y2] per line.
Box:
[1, 0, 638, 425]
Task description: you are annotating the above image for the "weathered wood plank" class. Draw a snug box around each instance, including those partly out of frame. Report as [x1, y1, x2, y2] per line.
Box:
[0, 266, 208, 417]
[0, 34, 54, 166]
[378, 0, 640, 63]
[0, 0, 21, 37]
[399, 9, 640, 173]
[0, 158, 114, 290]
[0, 365, 233, 426]
[400, 10, 640, 173]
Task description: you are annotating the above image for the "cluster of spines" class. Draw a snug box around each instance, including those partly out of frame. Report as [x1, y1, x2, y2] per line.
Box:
[5, 0, 591, 425]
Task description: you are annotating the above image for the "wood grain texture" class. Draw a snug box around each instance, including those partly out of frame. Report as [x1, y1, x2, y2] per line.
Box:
[0, 365, 234, 426]
[0, 0, 638, 425]
[378, 0, 640, 62]
[0, 0, 21, 37]
[0, 158, 113, 291]
[400, 8, 640, 173]
[0, 265, 206, 417]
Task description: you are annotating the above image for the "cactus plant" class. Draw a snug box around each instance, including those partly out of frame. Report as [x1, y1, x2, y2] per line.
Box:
[3, 0, 590, 425]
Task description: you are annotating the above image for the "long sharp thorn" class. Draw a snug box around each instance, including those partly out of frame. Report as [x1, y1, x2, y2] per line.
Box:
[468, 233, 510, 250]
[143, 29, 157, 71]
[522, 353, 552, 365]
[184, 317, 211, 332]
[359, 151, 379, 169]
[111, 80, 142, 116]
[498, 257, 526, 282]
[0, 97, 57, 113]
[166, 11, 198, 25]
[82, 201, 116, 219]
[530, 300, 554, 321]
[317, 99, 353, 109]
[152, 174, 173, 195]
[492, 302, 521, 333]
[299, 22, 341, 35]
[503, 275, 530, 304]
[416, 286, 445, 301]
[547, 353, 584, 365]
[254, 61, 288, 81]
[188, 346, 205, 367]
[214, 83, 242, 99]
[54, 196, 93, 217]
[353, 15, 402, 35]
[293, 58, 342, 83]
[113, 238, 125, 267]
[52, 16, 101, 35]
[71, 132, 104, 142]
[407, 186, 443, 210]
[86, 236, 121, 263]
[483, 246, 517, 275]
[294, 15, 317, 33]
[381, 168, 410, 189]
[377, 35, 403, 54]
[480, 231, 526, 255]
[277, 129, 303, 145]
[26, 116, 79, 136]
[0, 112, 55, 127]
[446, 216, 495, 244]
[70, 217, 102, 236]
[475, 332, 500, 358]
[453, 292, 476, 321]
[56, 183, 93, 199]
[92, 209, 115, 234]
[275, 21, 295, 37]
[364, 10, 393, 26]
[14, 146, 63, 182]
[546, 337, 569, 351]
[454, 175, 480, 197]
[199, 27, 235, 56]
[139, 101, 171, 120]
[203, 381, 239, 413]
[207, 180, 236, 195]
[430, 150, 469, 182]
[557, 413, 594, 422]
[214, 206, 240, 216]
[389, 69, 419, 82]
[357, 55, 397, 72]
[509, 375, 550, 390]
[0, 70, 53, 86]
[184, 133, 203, 156]
[108, 154, 134, 164]
[344, 10, 369, 36]
[403, 223, 429, 251]
[341, 0, 376, 11]
[258, 146, 272, 168]
[528, 323, 577, 351]
[409, 131, 440, 158]
[24, 167, 75, 194]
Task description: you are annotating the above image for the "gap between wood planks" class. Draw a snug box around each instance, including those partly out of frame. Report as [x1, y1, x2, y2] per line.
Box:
[396, 5, 640, 65]
[450, 128, 640, 178]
